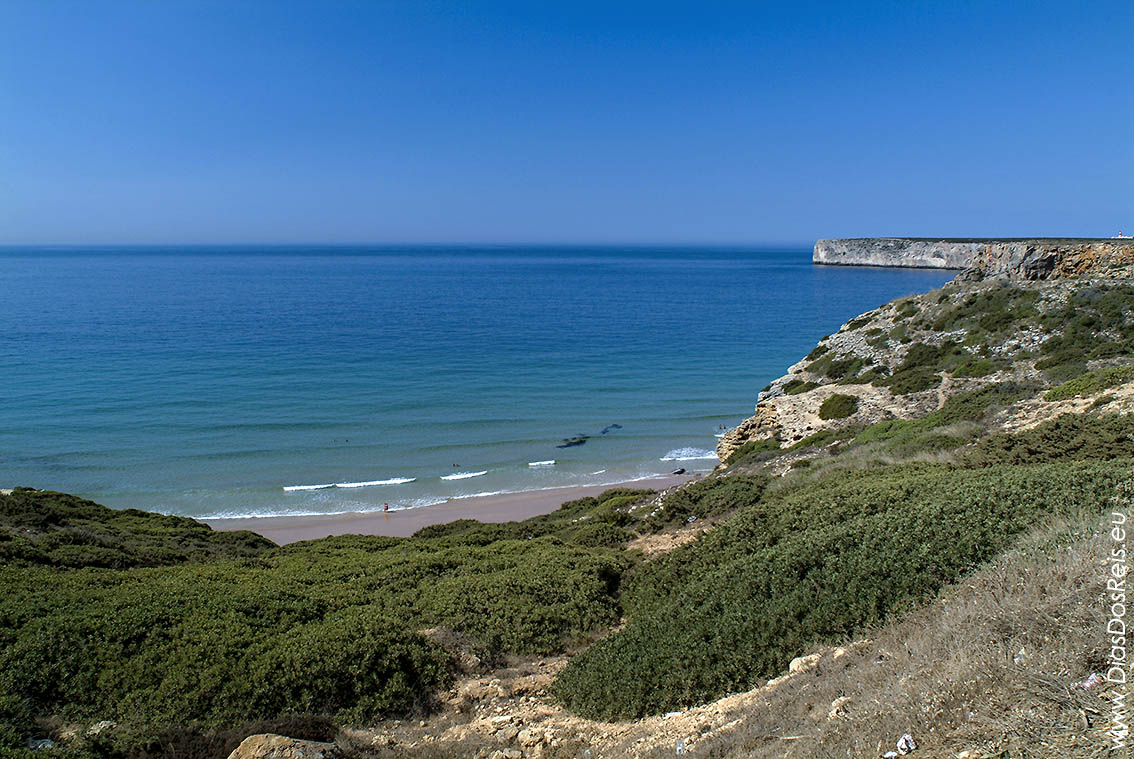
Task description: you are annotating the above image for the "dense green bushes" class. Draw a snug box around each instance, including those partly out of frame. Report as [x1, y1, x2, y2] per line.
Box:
[642, 475, 769, 530]
[723, 437, 781, 467]
[0, 491, 639, 735]
[1043, 364, 1134, 401]
[552, 460, 1127, 719]
[931, 284, 1039, 335]
[964, 412, 1134, 466]
[782, 378, 818, 395]
[412, 488, 653, 546]
[1035, 284, 1134, 381]
[818, 394, 858, 420]
[0, 489, 274, 568]
[852, 382, 1035, 455]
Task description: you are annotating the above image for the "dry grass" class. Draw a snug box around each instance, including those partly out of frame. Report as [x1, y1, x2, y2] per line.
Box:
[641, 514, 1117, 759]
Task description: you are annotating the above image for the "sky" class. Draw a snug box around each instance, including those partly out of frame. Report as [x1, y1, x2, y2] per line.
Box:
[0, 0, 1131, 244]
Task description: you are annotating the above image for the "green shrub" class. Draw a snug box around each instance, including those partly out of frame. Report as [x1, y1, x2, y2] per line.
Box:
[1043, 364, 1134, 401]
[964, 413, 1134, 466]
[552, 461, 1126, 719]
[1040, 361, 1088, 385]
[805, 354, 833, 376]
[1091, 394, 1119, 410]
[0, 490, 274, 569]
[818, 394, 859, 420]
[643, 475, 769, 531]
[823, 357, 862, 379]
[873, 341, 970, 395]
[806, 344, 829, 360]
[412, 488, 653, 545]
[788, 427, 862, 451]
[0, 495, 637, 732]
[1036, 285, 1134, 370]
[883, 369, 941, 395]
[723, 438, 781, 467]
[952, 357, 995, 378]
[932, 284, 1040, 335]
[853, 382, 1035, 456]
[0, 693, 34, 751]
[893, 301, 919, 320]
[782, 378, 819, 395]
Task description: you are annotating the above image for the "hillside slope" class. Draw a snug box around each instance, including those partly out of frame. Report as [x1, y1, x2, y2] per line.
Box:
[3, 264, 1132, 759]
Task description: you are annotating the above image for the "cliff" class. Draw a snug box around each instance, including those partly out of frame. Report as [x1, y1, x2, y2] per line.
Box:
[814, 237, 1134, 280]
[718, 269, 1134, 464]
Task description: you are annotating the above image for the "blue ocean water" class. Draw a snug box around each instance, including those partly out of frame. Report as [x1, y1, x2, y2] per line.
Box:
[0, 247, 952, 518]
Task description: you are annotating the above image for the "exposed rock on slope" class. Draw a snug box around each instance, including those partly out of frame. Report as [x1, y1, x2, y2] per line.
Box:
[719, 272, 1134, 463]
[227, 734, 339, 759]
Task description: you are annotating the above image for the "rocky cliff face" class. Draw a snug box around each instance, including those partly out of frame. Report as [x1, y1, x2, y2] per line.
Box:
[814, 238, 979, 269]
[717, 271, 1134, 463]
[814, 238, 1134, 280]
[970, 239, 1134, 280]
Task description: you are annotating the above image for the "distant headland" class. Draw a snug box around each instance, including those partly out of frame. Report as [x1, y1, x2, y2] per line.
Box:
[814, 237, 1134, 280]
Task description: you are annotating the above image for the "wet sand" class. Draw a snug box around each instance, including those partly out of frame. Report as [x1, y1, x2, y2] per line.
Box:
[203, 475, 695, 544]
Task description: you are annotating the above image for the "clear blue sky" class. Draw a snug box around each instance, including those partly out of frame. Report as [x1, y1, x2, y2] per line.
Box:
[1, 0, 1130, 244]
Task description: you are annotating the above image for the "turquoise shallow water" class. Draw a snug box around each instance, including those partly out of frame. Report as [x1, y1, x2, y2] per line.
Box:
[0, 246, 952, 518]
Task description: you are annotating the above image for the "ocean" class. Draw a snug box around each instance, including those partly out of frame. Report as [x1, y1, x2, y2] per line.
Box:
[0, 246, 952, 519]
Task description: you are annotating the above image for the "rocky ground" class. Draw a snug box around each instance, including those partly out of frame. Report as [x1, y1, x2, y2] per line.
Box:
[718, 275, 1132, 462]
[252, 637, 871, 759]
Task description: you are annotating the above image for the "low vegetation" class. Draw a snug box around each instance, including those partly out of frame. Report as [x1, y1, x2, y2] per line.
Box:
[721, 437, 781, 467]
[0, 490, 642, 751]
[1043, 364, 1134, 401]
[552, 458, 1126, 719]
[817, 393, 858, 419]
[5, 277, 1133, 757]
[0, 489, 273, 568]
[641, 512, 1113, 759]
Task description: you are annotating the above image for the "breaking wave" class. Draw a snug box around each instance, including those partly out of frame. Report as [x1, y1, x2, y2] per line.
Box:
[659, 447, 718, 462]
[440, 470, 488, 480]
[283, 477, 416, 492]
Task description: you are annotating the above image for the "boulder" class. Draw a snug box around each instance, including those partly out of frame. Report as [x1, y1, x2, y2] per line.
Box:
[226, 734, 340, 759]
[788, 652, 822, 674]
[495, 724, 520, 742]
[517, 727, 543, 747]
[489, 750, 523, 759]
[827, 696, 851, 720]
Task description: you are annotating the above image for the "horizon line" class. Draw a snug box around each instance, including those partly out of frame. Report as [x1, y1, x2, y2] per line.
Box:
[0, 240, 818, 249]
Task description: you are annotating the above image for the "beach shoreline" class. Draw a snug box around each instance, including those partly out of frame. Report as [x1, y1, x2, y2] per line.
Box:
[203, 474, 696, 544]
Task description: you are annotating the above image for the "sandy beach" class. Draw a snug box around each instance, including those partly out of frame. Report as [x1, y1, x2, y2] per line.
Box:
[204, 474, 695, 544]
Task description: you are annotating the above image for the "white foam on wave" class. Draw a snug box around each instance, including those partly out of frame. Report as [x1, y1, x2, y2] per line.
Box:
[283, 477, 416, 491]
[204, 495, 449, 520]
[336, 477, 416, 488]
[660, 447, 719, 462]
[589, 470, 607, 475]
[441, 470, 488, 480]
[528, 460, 556, 467]
[450, 490, 509, 500]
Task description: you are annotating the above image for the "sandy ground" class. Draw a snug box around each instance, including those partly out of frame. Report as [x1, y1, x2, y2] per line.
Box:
[203, 475, 694, 544]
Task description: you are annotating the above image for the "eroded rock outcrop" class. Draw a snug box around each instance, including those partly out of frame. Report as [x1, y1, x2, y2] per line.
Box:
[718, 270, 1133, 464]
[226, 734, 340, 759]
